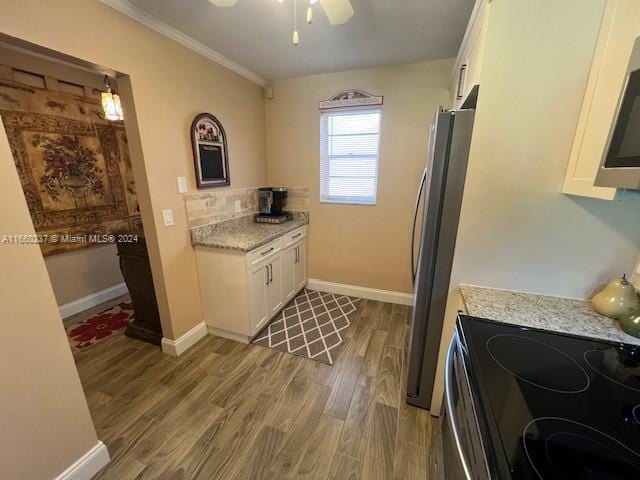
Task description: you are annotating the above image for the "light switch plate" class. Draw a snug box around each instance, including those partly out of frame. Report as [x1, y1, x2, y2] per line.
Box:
[162, 209, 174, 227]
[235, 200, 242, 213]
[176, 176, 188, 194]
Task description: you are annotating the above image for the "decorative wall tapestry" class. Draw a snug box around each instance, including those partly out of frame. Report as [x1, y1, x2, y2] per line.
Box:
[0, 76, 141, 256]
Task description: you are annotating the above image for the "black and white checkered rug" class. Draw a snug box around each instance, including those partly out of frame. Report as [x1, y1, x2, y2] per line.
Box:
[252, 288, 362, 365]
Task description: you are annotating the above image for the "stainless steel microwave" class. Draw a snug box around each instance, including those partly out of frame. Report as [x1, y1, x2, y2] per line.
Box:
[595, 37, 640, 190]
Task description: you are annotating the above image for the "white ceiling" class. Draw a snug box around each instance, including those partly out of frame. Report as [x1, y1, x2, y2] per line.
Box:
[123, 0, 475, 81]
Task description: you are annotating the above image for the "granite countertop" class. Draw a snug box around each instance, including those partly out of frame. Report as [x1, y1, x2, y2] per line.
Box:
[191, 212, 309, 251]
[459, 284, 640, 347]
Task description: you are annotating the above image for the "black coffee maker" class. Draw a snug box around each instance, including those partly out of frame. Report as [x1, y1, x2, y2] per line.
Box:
[256, 187, 289, 224]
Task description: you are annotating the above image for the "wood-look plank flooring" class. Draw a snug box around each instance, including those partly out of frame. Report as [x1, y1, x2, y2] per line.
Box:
[73, 299, 444, 479]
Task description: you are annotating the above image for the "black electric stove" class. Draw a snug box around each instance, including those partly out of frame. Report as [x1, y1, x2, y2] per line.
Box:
[458, 315, 640, 479]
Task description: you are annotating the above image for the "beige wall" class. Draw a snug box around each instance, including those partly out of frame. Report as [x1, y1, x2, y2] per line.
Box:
[45, 245, 124, 305]
[266, 60, 453, 293]
[450, 0, 640, 300]
[0, 0, 267, 339]
[0, 117, 99, 479]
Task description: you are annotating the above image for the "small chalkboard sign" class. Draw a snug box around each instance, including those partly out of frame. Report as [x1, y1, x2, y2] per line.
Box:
[191, 113, 230, 188]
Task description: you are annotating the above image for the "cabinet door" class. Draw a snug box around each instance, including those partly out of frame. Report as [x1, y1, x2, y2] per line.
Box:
[266, 256, 283, 316]
[248, 263, 269, 332]
[450, 0, 490, 108]
[294, 241, 307, 291]
[281, 246, 296, 303]
[562, 0, 640, 200]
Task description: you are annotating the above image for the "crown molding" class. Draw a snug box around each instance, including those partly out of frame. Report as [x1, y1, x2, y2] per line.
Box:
[100, 0, 268, 87]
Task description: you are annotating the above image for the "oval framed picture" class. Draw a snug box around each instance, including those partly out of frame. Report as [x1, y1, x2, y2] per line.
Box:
[191, 113, 230, 188]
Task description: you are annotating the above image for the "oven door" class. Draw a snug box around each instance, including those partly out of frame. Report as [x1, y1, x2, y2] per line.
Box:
[595, 36, 640, 190]
[443, 330, 490, 480]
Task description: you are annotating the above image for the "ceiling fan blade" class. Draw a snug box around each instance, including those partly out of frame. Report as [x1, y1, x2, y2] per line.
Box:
[319, 0, 354, 25]
[208, 0, 239, 7]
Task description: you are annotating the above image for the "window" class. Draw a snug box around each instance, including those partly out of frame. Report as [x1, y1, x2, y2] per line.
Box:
[320, 108, 381, 205]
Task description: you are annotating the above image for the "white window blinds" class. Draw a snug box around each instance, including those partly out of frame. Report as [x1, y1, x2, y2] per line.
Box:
[320, 108, 381, 205]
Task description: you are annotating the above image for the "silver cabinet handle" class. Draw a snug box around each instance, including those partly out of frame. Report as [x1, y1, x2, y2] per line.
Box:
[265, 265, 269, 285]
[261, 247, 274, 256]
[292, 232, 302, 239]
[294, 246, 298, 263]
[456, 64, 467, 100]
[445, 331, 473, 480]
[269, 264, 273, 283]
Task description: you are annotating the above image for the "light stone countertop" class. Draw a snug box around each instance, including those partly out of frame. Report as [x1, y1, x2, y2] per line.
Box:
[459, 284, 640, 346]
[190, 212, 309, 251]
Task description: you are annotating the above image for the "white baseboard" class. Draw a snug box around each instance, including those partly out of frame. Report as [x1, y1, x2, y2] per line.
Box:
[59, 283, 128, 319]
[161, 321, 208, 356]
[307, 279, 414, 306]
[55, 441, 110, 480]
[206, 325, 250, 344]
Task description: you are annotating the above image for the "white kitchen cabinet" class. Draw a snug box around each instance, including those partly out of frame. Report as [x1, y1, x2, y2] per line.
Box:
[281, 246, 296, 302]
[266, 255, 283, 316]
[294, 241, 306, 292]
[248, 263, 269, 332]
[195, 225, 308, 343]
[450, 0, 491, 109]
[282, 238, 306, 303]
[563, 0, 640, 200]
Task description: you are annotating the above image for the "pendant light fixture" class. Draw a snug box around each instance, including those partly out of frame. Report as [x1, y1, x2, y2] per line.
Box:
[292, 0, 299, 46]
[100, 76, 124, 121]
[306, 2, 313, 24]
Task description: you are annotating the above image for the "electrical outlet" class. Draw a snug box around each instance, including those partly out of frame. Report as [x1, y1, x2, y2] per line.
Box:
[235, 200, 242, 213]
[162, 209, 174, 227]
[176, 176, 188, 194]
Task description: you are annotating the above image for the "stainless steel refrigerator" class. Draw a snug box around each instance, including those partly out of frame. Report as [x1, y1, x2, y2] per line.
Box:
[406, 107, 475, 410]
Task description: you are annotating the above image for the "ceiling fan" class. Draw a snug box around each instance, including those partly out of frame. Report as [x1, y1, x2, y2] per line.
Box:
[208, 0, 354, 45]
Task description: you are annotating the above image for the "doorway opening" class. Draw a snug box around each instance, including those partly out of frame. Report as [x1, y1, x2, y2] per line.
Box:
[0, 37, 163, 356]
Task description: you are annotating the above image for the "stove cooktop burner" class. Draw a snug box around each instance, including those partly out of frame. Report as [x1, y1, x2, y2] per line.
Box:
[584, 348, 640, 393]
[523, 417, 640, 480]
[487, 334, 590, 393]
[633, 405, 640, 425]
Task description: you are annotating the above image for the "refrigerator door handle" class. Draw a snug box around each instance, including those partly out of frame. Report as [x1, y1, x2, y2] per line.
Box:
[411, 167, 428, 287]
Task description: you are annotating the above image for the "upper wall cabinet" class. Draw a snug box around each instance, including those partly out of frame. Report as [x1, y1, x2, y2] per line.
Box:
[450, 0, 492, 109]
[563, 0, 640, 200]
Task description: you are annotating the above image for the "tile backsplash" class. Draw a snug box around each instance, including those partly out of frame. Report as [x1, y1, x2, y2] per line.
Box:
[285, 186, 311, 212]
[184, 186, 309, 228]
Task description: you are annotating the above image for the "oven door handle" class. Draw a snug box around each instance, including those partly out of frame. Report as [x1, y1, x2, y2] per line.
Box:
[445, 331, 473, 480]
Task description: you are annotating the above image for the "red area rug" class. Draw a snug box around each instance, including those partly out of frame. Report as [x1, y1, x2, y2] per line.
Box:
[66, 303, 134, 351]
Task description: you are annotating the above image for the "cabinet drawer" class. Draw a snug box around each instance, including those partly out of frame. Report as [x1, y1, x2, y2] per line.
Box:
[246, 238, 281, 268]
[282, 226, 306, 248]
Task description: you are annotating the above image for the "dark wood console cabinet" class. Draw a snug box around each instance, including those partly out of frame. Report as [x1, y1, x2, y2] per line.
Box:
[117, 235, 163, 346]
